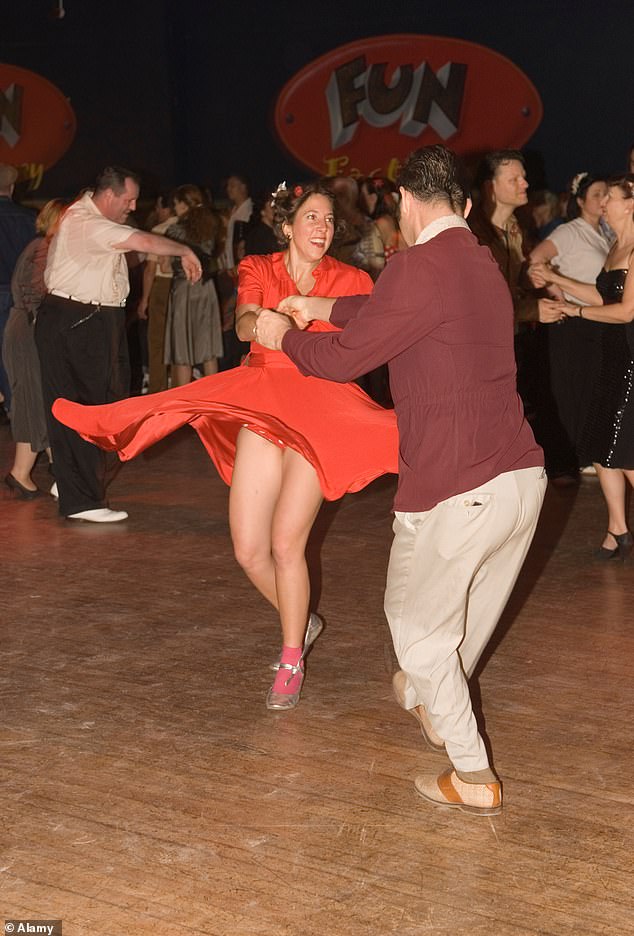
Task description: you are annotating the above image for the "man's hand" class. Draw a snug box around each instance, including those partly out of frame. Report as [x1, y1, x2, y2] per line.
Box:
[277, 295, 335, 328]
[137, 297, 149, 320]
[255, 309, 294, 350]
[182, 248, 202, 284]
[277, 295, 314, 329]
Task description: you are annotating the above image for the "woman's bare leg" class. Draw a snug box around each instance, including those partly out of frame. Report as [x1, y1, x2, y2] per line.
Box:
[230, 428, 283, 609]
[230, 431, 323, 644]
[271, 446, 323, 647]
[230, 430, 324, 706]
[202, 359, 218, 376]
[595, 465, 632, 547]
[9, 442, 39, 490]
[171, 364, 193, 387]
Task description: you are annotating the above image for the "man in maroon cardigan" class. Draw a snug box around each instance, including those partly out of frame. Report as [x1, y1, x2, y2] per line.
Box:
[256, 145, 546, 816]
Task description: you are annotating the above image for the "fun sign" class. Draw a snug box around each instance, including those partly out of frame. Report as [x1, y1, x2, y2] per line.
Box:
[274, 35, 542, 179]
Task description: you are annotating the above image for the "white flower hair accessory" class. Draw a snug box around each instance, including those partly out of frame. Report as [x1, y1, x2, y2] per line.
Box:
[270, 181, 287, 205]
[570, 172, 588, 196]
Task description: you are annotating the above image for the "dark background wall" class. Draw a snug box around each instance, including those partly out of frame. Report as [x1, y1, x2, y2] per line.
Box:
[2, 0, 632, 200]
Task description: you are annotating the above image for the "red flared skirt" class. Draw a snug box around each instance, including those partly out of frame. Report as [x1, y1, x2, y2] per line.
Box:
[52, 350, 398, 501]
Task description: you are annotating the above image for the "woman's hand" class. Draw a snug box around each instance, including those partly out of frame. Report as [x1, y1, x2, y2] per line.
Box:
[538, 298, 567, 323]
[538, 298, 582, 323]
[527, 261, 553, 289]
[277, 295, 336, 329]
[277, 295, 314, 329]
[559, 301, 582, 318]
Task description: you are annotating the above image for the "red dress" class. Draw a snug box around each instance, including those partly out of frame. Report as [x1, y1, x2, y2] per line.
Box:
[52, 252, 398, 500]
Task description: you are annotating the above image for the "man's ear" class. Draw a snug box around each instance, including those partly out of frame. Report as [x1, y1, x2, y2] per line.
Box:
[464, 196, 473, 219]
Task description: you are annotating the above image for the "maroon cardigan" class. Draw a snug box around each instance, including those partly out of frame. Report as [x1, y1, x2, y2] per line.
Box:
[282, 227, 543, 512]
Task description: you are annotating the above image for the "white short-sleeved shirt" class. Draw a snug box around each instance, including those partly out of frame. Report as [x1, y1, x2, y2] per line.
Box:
[221, 197, 253, 271]
[44, 192, 137, 305]
[548, 218, 613, 304]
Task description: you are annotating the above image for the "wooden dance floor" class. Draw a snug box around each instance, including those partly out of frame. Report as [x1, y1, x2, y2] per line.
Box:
[1, 422, 632, 936]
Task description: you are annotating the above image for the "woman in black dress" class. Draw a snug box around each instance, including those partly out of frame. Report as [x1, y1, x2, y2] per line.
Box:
[537, 174, 634, 559]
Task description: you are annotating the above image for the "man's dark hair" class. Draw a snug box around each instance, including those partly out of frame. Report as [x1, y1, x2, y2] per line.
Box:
[227, 172, 251, 195]
[94, 166, 140, 195]
[397, 145, 467, 213]
[473, 150, 525, 190]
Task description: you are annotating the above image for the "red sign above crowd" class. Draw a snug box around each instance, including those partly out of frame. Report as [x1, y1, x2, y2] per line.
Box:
[0, 63, 76, 189]
[274, 35, 542, 179]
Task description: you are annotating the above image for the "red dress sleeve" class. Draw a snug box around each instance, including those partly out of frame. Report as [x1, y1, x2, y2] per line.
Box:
[236, 254, 267, 306]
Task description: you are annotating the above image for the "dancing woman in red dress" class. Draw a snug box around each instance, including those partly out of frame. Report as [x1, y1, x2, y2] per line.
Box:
[53, 181, 398, 709]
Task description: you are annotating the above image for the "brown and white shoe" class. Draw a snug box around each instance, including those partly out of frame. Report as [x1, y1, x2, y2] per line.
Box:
[392, 670, 445, 753]
[414, 768, 502, 816]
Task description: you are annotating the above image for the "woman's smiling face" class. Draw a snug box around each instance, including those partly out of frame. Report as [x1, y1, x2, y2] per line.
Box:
[284, 194, 335, 263]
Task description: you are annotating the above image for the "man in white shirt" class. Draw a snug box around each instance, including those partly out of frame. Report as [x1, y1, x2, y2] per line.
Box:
[35, 166, 201, 522]
[218, 174, 253, 370]
[220, 174, 253, 273]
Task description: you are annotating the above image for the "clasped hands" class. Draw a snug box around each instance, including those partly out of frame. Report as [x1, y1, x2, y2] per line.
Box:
[538, 297, 582, 323]
[254, 295, 315, 350]
[529, 261, 581, 323]
[527, 260, 552, 290]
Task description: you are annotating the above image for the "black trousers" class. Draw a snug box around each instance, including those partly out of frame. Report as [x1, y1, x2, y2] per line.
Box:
[35, 294, 130, 516]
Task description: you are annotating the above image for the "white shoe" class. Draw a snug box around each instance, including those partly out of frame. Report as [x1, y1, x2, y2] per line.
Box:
[580, 465, 597, 476]
[67, 508, 128, 523]
[50, 482, 59, 499]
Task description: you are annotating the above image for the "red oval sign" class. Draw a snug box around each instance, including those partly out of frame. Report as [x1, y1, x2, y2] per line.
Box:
[275, 35, 542, 179]
[0, 63, 76, 177]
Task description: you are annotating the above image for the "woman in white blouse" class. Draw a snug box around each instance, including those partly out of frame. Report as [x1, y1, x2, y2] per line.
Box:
[528, 173, 612, 477]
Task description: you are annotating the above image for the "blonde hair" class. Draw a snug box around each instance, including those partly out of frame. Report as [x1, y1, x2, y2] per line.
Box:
[36, 199, 67, 237]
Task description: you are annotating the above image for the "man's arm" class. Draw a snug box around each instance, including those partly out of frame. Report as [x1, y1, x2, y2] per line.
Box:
[276, 293, 368, 330]
[330, 294, 369, 327]
[266, 252, 441, 382]
[115, 230, 201, 283]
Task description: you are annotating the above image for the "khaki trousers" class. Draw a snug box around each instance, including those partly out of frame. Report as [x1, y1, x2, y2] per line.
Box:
[384, 466, 546, 773]
[147, 276, 171, 394]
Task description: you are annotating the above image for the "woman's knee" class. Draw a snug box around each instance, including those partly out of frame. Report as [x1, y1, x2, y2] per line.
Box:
[232, 531, 269, 573]
[270, 529, 306, 569]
